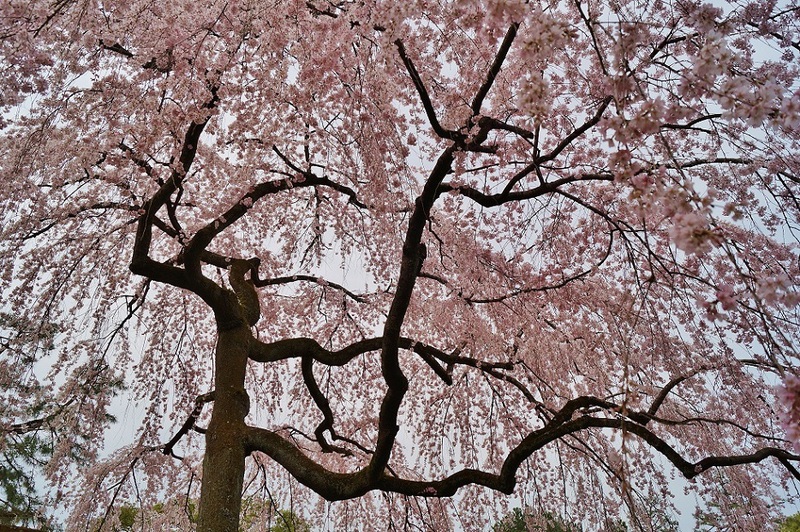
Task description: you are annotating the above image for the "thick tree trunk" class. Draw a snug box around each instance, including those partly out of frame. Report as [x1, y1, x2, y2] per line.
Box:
[197, 325, 251, 532]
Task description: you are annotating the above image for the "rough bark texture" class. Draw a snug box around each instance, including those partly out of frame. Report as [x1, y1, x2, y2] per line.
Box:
[197, 325, 251, 532]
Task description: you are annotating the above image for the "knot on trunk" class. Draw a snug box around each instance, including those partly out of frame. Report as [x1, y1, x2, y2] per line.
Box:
[229, 259, 261, 327]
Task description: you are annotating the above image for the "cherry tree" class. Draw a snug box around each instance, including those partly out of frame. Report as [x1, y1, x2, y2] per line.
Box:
[1, 0, 799, 530]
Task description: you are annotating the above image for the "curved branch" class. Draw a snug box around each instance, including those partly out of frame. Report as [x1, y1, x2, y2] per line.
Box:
[130, 89, 220, 296]
[163, 391, 216, 459]
[301, 356, 356, 456]
[271, 145, 367, 208]
[253, 274, 367, 303]
[646, 373, 695, 420]
[192, 249, 370, 304]
[670, 157, 751, 170]
[612, 418, 800, 480]
[661, 113, 722, 131]
[371, 145, 458, 479]
[182, 177, 301, 266]
[440, 173, 613, 208]
[422, 267, 596, 305]
[248, 336, 453, 385]
[244, 395, 800, 501]
[183, 171, 366, 267]
[478, 116, 534, 139]
[249, 336, 384, 365]
[537, 96, 612, 165]
[245, 426, 373, 500]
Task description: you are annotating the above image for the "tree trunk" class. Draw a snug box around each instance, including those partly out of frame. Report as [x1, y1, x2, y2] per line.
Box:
[197, 325, 251, 532]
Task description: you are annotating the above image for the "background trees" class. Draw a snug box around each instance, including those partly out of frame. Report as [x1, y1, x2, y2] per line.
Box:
[1, 0, 799, 529]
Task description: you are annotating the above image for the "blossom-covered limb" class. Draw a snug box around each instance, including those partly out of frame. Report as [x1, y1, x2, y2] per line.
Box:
[606, 419, 800, 481]
[441, 172, 613, 207]
[536, 96, 613, 166]
[470, 23, 520, 115]
[394, 40, 460, 142]
[183, 171, 366, 268]
[129, 91, 220, 292]
[253, 274, 368, 303]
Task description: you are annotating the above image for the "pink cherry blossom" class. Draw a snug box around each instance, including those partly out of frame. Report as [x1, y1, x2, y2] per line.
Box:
[0, 1, 798, 531]
[780, 376, 800, 453]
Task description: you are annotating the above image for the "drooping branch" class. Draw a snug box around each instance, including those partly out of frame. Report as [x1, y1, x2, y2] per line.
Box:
[244, 393, 800, 501]
[300, 356, 357, 456]
[163, 391, 216, 459]
[182, 171, 366, 269]
[253, 274, 367, 303]
[181, 178, 300, 267]
[661, 113, 722, 131]
[668, 157, 752, 170]
[646, 372, 695, 421]
[745, 20, 800, 53]
[420, 267, 597, 304]
[249, 336, 383, 365]
[497, 98, 611, 196]
[271, 145, 367, 208]
[536, 96, 613, 165]
[18, 201, 141, 242]
[1, 397, 76, 435]
[191, 248, 369, 303]
[601, 418, 800, 480]
[245, 426, 373, 501]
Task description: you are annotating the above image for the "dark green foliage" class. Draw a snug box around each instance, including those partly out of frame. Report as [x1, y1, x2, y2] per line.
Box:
[269, 509, 311, 532]
[493, 508, 529, 532]
[781, 512, 800, 532]
[0, 314, 57, 531]
[492, 508, 582, 532]
[0, 435, 49, 518]
[493, 505, 678, 532]
[117, 505, 138, 530]
[1, 311, 123, 530]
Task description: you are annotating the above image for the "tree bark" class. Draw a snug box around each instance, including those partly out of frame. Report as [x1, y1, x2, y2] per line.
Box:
[197, 325, 251, 532]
